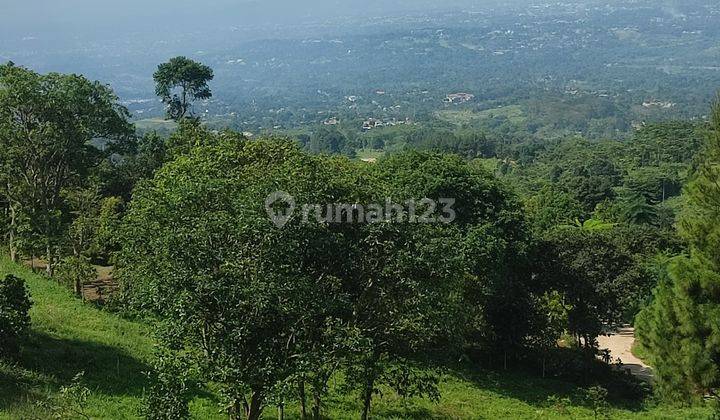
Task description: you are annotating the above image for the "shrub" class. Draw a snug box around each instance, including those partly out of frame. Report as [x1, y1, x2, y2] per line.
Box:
[55, 256, 96, 299]
[546, 394, 572, 415]
[142, 351, 191, 420]
[585, 385, 609, 420]
[0, 274, 32, 359]
[58, 372, 92, 420]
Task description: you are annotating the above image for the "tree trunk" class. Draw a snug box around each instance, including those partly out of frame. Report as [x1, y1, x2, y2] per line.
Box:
[312, 391, 321, 420]
[360, 356, 379, 420]
[299, 379, 308, 419]
[75, 270, 83, 300]
[45, 239, 53, 277]
[278, 404, 284, 420]
[8, 204, 17, 263]
[228, 397, 243, 420]
[245, 391, 263, 420]
[361, 385, 373, 420]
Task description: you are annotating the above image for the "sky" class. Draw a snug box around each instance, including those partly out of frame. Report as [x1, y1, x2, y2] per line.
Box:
[1, 0, 494, 38]
[1, 0, 691, 44]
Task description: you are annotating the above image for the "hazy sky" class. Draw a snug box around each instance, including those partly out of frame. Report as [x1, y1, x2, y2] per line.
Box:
[1, 0, 493, 38]
[1, 0, 689, 43]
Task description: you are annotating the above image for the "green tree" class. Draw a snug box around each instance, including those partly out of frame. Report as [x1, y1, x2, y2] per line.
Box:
[636, 101, 720, 400]
[55, 256, 96, 299]
[64, 187, 101, 258]
[0, 63, 132, 275]
[165, 119, 219, 158]
[154, 57, 214, 121]
[537, 228, 644, 348]
[119, 140, 350, 420]
[366, 151, 530, 397]
[525, 186, 586, 233]
[308, 126, 356, 157]
[94, 196, 125, 263]
[143, 350, 192, 420]
[343, 220, 466, 420]
[96, 132, 167, 200]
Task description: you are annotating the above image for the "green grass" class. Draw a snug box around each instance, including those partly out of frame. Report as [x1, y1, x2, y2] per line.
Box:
[0, 258, 218, 419]
[0, 258, 711, 419]
[436, 105, 526, 127]
[133, 118, 178, 132]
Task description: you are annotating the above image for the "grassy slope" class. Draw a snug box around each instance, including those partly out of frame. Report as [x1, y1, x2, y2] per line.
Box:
[436, 105, 526, 126]
[0, 258, 221, 419]
[0, 258, 710, 419]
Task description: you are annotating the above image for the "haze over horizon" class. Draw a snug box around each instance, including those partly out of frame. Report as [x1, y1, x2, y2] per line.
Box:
[2, 0, 502, 38]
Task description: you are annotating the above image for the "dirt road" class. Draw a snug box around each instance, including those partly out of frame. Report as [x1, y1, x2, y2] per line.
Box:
[597, 327, 653, 381]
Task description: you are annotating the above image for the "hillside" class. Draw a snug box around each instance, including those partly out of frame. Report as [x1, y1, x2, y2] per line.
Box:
[0, 258, 710, 419]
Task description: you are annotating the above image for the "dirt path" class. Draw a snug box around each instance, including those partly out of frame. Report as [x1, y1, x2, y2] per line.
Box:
[23, 258, 117, 303]
[597, 327, 653, 381]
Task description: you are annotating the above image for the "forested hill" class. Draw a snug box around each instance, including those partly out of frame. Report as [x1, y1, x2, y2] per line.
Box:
[2, 2, 720, 419]
[1, 56, 719, 418]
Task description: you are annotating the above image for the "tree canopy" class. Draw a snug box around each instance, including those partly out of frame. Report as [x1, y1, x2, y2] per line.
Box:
[0, 63, 132, 274]
[153, 56, 214, 121]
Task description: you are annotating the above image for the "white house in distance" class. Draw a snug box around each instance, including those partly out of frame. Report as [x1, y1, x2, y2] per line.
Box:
[444, 92, 475, 104]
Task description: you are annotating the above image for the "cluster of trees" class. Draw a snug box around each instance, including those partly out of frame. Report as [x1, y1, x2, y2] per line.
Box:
[502, 121, 704, 235]
[116, 118, 663, 418]
[117, 138, 528, 419]
[3, 56, 720, 418]
[0, 56, 213, 294]
[635, 103, 720, 401]
[0, 62, 133, 280]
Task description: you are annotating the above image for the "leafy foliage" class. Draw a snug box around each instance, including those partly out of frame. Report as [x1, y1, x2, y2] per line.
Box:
[0, 63, 131, 275]
[154, 57, 214, 121]
[0, 274, 31, 359]
[636, 101, 720, 401]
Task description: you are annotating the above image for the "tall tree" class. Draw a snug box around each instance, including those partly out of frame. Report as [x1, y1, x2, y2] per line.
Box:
[347, 150, 529, 417]
[119, 139, 351, 420]
[0, 63, 132, 275]
[636, 100, 720, 400]
[154, 57, 214, 121]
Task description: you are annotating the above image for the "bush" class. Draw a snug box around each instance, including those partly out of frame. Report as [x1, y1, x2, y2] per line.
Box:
[0, 274, 32, 359]
[142, 351, 191, 420]
[585, 385, 609, 420]
[55, 256, 96, 298]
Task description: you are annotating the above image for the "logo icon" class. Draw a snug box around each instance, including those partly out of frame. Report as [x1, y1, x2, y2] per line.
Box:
[265, 191, 296, 228]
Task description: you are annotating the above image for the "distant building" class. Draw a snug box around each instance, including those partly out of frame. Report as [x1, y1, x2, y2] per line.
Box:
[362, 118, 384, 131]
[444, 93, 475, 104]
[361, 117, 411, 131]
[323, 117, 339, 126]
[642, 100, 676, 109]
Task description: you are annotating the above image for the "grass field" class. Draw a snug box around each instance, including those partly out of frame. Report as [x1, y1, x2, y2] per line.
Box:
[436, 105, 526, 127]
[133, 118, 178, 132]
[0, 258, 711, 419]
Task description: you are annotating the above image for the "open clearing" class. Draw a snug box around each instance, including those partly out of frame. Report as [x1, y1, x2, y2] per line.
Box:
[436, 105, 526, 126]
